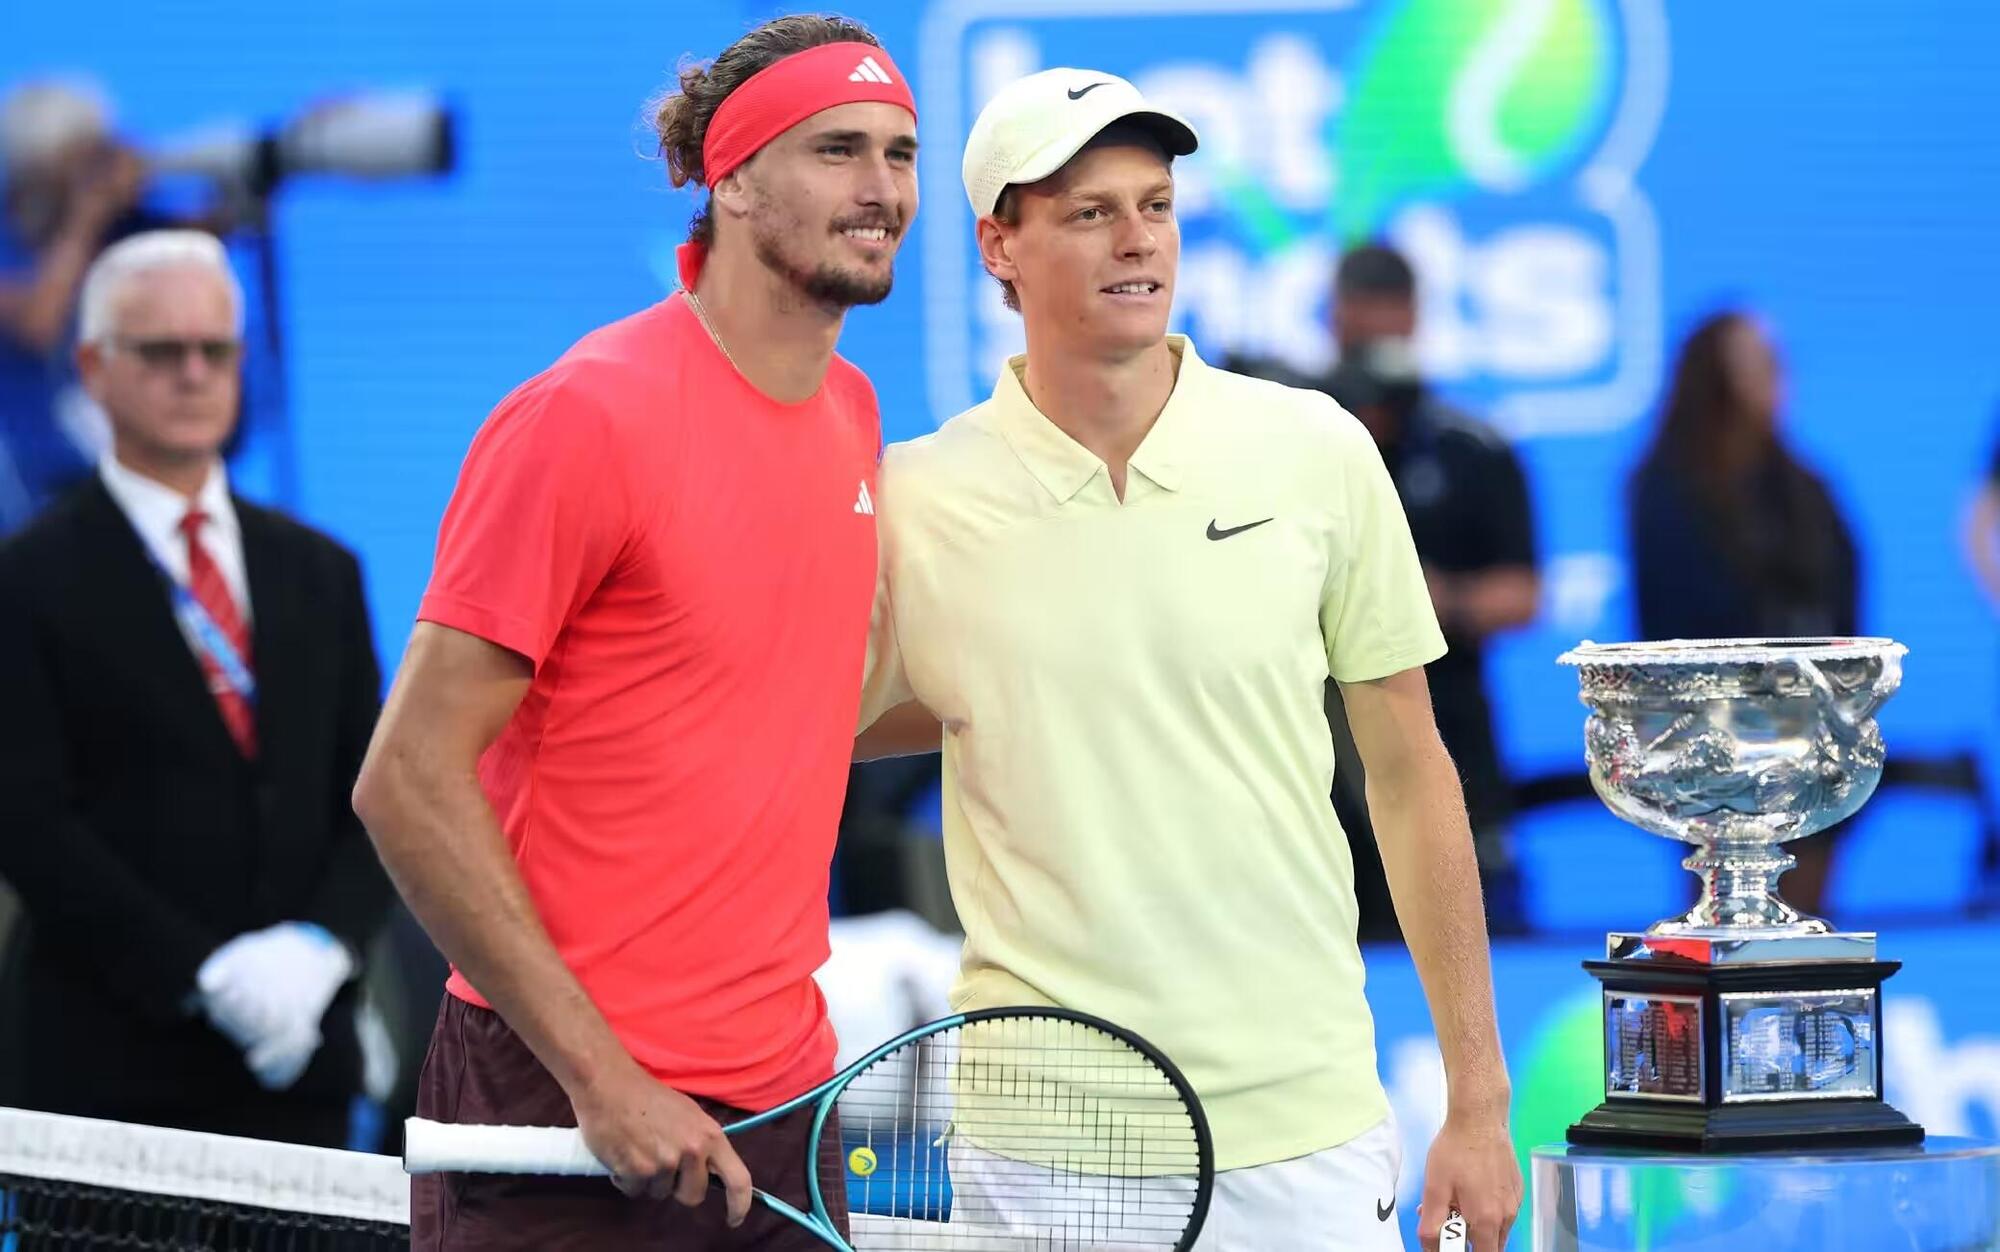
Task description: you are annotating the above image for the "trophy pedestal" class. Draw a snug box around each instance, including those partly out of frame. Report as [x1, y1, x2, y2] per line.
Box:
[1568, 950, 1923, 1152]
[1532, 1138, 2000, 1252]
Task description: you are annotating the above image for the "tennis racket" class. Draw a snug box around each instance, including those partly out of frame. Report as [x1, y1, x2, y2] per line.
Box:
[404, 1005, 1214, 1251]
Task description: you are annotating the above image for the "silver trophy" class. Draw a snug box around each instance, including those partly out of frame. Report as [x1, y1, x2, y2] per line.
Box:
[1558, 637, 1923, 1150]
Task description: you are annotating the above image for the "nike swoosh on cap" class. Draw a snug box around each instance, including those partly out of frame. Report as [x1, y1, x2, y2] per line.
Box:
[1067, 82, 1110, 99]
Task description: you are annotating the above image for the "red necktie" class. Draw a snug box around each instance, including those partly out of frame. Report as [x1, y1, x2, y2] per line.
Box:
[179, 509, 258, 759]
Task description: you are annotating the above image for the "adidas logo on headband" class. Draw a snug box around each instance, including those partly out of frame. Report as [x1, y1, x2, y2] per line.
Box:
[848, 55, 894, 85]
[701, 42, 917, 190]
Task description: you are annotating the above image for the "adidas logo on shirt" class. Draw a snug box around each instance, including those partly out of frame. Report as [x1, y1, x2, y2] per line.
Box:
[848, 56, 894, 85]
[854, 483, 875, 515]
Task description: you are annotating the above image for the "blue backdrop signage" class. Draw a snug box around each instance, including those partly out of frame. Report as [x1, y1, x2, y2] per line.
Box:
[917, 0, 1667, 442]
[8, 2, 1995, 800]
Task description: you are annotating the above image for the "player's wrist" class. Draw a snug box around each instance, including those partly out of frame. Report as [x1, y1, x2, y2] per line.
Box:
[1441, 1075, 1512, 1126]
[1448, 1056, 1504, 1120]
[559, 1035, 650, 1108]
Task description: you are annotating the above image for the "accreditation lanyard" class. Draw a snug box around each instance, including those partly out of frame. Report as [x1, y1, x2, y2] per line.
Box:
[147, 547, 257, 707]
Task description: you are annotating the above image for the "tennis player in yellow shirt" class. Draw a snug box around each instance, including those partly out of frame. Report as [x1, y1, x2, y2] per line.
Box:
[858, 69, 1521, 1250]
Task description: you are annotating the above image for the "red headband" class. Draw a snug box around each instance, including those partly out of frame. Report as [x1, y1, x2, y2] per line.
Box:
[699, 41, 917, 190]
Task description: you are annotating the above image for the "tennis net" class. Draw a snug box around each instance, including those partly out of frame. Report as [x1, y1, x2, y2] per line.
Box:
[0, 1106, 408, 1250]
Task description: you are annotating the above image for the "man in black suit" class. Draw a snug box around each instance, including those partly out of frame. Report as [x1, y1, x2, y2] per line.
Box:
[0, 229, 390, 1147]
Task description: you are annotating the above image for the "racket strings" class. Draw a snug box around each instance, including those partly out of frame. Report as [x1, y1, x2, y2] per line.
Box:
[822, 1014, 1205, 1250]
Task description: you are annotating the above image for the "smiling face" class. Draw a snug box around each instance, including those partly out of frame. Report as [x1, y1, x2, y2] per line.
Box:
[724, 100, 918, 307]
[978, 133, 1178, 357]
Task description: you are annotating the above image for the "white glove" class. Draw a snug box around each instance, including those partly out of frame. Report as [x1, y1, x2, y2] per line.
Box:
[243, 1012, 324, 1091]
[197, 922, 355, 1090]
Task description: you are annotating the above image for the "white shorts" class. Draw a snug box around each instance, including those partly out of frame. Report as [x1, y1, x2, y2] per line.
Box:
[942, 1114, 1404, 1250]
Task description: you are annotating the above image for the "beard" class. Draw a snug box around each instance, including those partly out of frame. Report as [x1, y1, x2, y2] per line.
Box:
[749, 192, 900, 309]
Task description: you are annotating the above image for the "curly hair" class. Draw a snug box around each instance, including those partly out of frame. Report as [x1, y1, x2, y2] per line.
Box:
[650, 14, 883, 246]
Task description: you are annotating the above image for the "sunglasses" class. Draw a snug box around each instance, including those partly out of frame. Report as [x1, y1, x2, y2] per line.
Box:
[112, 337, 243, 370]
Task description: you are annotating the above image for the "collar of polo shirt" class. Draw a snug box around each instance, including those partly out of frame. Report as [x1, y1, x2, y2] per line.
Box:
[986, 335, 1204, 503]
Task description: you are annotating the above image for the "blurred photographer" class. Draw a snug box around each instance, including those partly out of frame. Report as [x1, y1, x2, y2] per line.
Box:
[0, 78, 451, 534]
[0, 80, 158, 530]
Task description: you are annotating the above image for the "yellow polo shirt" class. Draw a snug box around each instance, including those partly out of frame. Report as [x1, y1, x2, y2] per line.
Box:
[860, 337, 1447, 1169]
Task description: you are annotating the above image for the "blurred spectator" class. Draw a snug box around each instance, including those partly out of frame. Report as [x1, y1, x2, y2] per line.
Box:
[0, 80, 143, 529]
[1232, 244, 1540, 937]
[1962, 412, 2000, 611]
[0, 78, 232, 535]
[0, 231, 391, 1147]
[1628, 309, 1859, 916]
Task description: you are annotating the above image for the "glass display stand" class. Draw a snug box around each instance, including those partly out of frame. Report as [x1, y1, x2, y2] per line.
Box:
[1532, 1137, 2000, 1251]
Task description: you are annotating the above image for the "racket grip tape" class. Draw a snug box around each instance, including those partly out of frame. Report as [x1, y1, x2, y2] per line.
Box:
[402, 1118, 608, 1175]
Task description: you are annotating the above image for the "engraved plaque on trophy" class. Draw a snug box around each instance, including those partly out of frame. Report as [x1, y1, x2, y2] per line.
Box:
[1558, 638, 1924, 1150]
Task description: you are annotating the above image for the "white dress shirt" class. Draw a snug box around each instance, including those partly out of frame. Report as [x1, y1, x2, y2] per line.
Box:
[98, 454, 253, 644]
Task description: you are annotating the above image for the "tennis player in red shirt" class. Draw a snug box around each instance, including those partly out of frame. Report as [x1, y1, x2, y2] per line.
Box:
[352, 16, 917, 1248]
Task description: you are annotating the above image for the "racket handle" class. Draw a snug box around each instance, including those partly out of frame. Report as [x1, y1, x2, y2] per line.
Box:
[1440, 1213, 1468, 1250]
[402, 1117, 608, 1175]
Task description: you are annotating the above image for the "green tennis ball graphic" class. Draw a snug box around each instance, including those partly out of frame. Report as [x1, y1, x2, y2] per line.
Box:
[1332, 0, 1617, 241]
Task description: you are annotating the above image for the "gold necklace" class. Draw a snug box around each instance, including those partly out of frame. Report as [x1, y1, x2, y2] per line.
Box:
[684, 289, 740, 374]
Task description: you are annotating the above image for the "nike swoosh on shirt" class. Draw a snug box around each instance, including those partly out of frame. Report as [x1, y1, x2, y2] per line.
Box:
[1377, 1197, 1395, 1221]
[1206, 518, 1274, 540]
[1067, 82, 1110, 99]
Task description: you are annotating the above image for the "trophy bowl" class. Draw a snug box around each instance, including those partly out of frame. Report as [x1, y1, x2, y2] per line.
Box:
[1558, 637, 1905, 936]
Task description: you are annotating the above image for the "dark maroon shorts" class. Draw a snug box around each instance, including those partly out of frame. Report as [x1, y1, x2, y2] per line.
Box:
[411, 995, 848, 1250]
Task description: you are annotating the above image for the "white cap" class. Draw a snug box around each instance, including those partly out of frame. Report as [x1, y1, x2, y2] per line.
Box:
[961, 68, 1198, 217]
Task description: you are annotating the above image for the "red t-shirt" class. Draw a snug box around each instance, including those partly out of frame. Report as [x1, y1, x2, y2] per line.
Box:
[417, 292, 880, 1110]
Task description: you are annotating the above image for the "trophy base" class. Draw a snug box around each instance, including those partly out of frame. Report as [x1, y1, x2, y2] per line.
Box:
[1569, 954, 1924, 1154]
[1568, 1096, 1924, 1152]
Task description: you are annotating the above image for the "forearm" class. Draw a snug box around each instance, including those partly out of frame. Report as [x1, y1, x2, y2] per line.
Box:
[354, 746, 633, 1097]
[0, 227, 99, 354]
[1367, 739, 1510, 1116]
